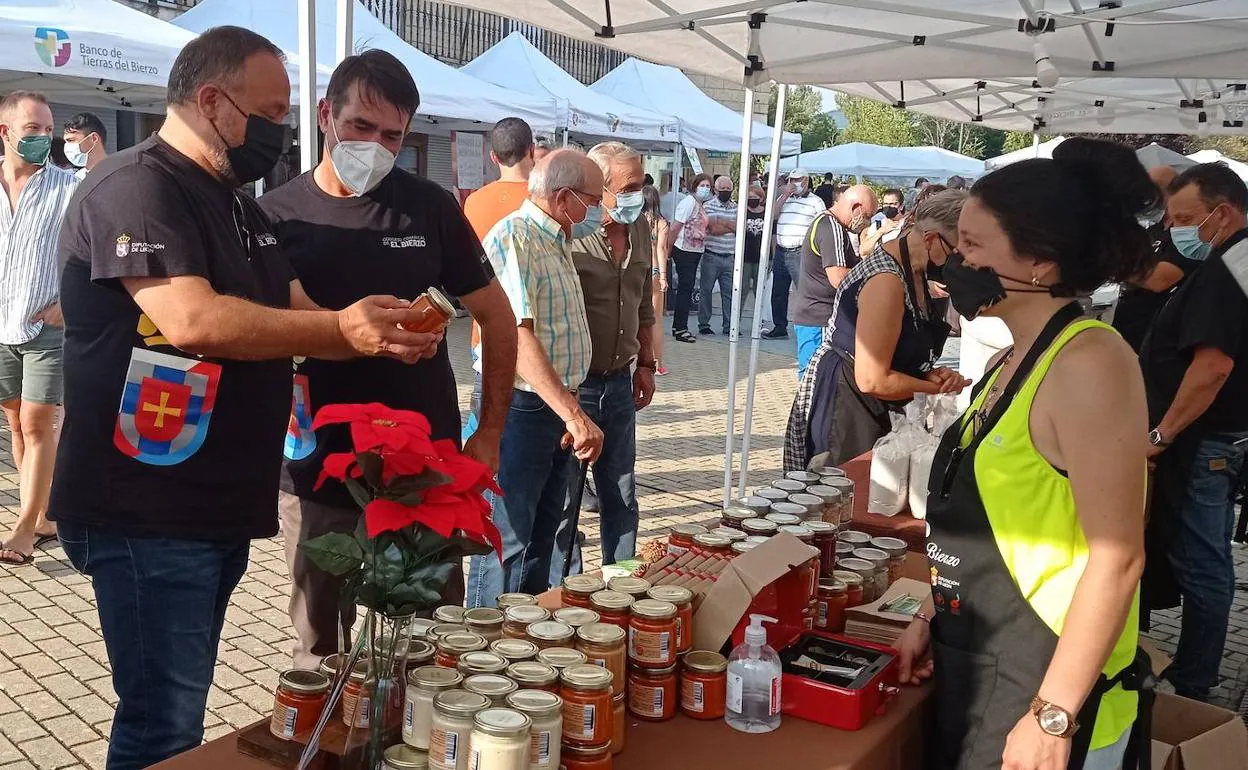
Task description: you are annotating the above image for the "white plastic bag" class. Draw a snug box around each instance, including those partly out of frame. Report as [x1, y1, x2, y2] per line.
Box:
[868, 406, 924, 517]
[908, 439, 938, 520]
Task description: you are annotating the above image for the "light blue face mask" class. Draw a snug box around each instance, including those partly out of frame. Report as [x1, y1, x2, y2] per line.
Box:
[1170, 208, 1217, 262]
[607, 190, 645, 225]
[568, 189, 603, 239]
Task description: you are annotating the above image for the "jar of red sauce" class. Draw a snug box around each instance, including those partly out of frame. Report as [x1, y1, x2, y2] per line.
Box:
[435, 632, 487, 669]
[610, 692, 625, 755]
[606, 576, 651, 601]
[560, 743, 612, 770]
[626, 664, 677, 721]
[401, 287, 455, 333]
[627, 599, 678, 669]
[679, 651, 727, 720]
[271, 669, 330, 740]
[503, 605, 550, 640]
[589, 591, 633, 630]
[720, 505, 754, 531]
[805, 521, 837, 578]
[741, 518, 779, 538]
[691, 533, 731, 557]
[833, 569, 865, 607]
[645, 586, 693, 653]
[666, 523, 707, 556]
[815, 578, 849, 633]
[342, 660, 374, 729]
[562, 575, 605, 609]
[559, 664, 614, 748]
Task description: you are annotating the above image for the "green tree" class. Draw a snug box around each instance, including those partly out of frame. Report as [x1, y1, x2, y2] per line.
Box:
[1001, 131, 1037, 154]
[915, 116, 992, 158]
[836, 94, 919, 147]
[767, 85, 837, 152]
[1190, 135, 1248, 161]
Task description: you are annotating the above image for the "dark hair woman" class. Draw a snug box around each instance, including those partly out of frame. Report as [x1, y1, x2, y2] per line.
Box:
[897, 137, 1157, 770]
[784, 190, 970, 471]
[642, 185, 670, 375]
[667, 172, 713, 342]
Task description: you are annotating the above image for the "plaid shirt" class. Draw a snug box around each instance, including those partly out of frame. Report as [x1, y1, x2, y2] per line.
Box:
[477, 200, 592, 391]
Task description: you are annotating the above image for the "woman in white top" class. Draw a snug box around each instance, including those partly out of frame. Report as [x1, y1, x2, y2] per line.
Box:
[667, 173, 713, 343]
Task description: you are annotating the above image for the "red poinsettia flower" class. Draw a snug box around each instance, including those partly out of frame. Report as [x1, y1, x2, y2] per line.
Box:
[429, 439, 502, 495]
[314, 403, 437, 456]
[364, 492, 503, 561]
[314, 451, 361, 490]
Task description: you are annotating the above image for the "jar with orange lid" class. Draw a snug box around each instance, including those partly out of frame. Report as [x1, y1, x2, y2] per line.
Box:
[463, 608, 505, 642]
[833, 569, 865, 607]
[720, 505, 754, 531]
[496, 593, 538, 611]
[645, 585, 693, 653]
[559, 664, 614, 748]
[502, 605, 549, 640]
[626, 664, 677, 721]
[489, 638, 538, 665]
[535, 647, 586, 672]
[588, 591, 633, 629]
[680, 651, 727, 720]
[456, 651, 509, 677]
[270, 669, 329, 740]
[627, 599, 678, 669]
[574, 622, 626, 689]
[341, 659, 374, 729]
[741, 518, 779, 538]
[691, 532, 731, 557]
[605, 576, 650, 600]
[561, 743, 612, 770]
[552, 607, 600, 631]
[815, 579, 848, 633]
[561, 575, 605, 609]
[433, 605, 466, 625]
[527, 620, 575, 650]
[610, 691, 625, 755]
[666, 523, 707, 556]
[435, 632, 487, 669]
[507, 661, 560, 692]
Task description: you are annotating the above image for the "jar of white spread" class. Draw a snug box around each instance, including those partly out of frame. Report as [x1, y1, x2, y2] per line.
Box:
[467, 707, 531, 770]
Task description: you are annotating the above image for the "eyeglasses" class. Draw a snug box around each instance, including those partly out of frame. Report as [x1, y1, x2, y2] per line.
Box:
[567, 188, 603, 208]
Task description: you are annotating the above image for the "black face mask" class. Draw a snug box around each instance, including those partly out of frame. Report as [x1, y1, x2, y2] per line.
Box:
[925, 260, 944, 282]
[717, 190, 733, 204]
[748, 198, 762, 208]
[941, 251, 1054, 320]
[211, 91, 285, 184]
[880, 205, 900, 219]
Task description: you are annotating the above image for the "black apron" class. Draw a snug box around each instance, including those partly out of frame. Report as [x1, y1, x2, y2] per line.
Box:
[924, 303, 1154, 770]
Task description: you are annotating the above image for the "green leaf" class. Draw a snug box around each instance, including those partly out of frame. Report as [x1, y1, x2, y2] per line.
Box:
[356, 452, 383, 489]
[354, 515, 374, 559]
[301, 533, 365, 576]
[369, 541, 406, 592]
[389, 490, 426, 507]
[382, 468, 453, 499]
[344, 477, 373, 510]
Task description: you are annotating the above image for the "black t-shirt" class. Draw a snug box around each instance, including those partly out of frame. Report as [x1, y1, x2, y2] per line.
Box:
[259, 170, 493, 509]
[1112, 222, 1198, 352]
[793, 211, 858, 327]
[743, 209, 765, 264]
[51, 135, 294, 540]
[1142, 228, 1248, 435]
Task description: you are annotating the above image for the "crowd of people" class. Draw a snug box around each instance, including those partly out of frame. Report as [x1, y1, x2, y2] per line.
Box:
[1, 17, 1246, 770]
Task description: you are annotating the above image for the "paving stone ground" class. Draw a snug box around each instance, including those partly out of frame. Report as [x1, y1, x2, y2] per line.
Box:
[0, 315, 1243, 768]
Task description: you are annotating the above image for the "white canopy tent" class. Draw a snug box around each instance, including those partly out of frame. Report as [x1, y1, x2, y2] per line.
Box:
[1188, 148, 1248, 180]
[985, 136, 1067, 169]
[462, 32, 679, 144]
[1136, 141, 1198, 170]
[592, 57, 800, 154]
[780, 142, 984, 182]
[1, 0, 197, 113]
[174, 0, 558, 134]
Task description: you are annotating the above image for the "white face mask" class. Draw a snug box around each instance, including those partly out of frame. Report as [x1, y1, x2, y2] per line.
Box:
[329, 116, 396, 196]
[64, 135, 94, 168]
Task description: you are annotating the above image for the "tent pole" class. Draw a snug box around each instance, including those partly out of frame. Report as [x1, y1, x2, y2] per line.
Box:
[722, 86, 757, 508]
[335, 0, 353, 63]
[297, 0, 317, 174]
[1032, 130, 1040, 159]
[738, 83, 787, 499]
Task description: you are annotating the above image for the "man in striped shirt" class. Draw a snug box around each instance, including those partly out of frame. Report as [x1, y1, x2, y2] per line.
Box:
[0, 91, 78, 565]
[698, 175, 738, 335]
[765, 168, 826, 340]
[467, 148, 605, 608]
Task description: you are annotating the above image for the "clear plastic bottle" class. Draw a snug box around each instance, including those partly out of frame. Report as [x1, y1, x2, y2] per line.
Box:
[724, 614, 782, 734]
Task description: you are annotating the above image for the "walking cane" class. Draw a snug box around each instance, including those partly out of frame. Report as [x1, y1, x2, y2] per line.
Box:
[562, 431, 592, 580]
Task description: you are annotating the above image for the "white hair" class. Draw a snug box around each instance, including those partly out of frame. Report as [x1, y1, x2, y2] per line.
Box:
[586, 141, 641, 178]
[529, 148, 589, 198]
[911, 189, 968, 238]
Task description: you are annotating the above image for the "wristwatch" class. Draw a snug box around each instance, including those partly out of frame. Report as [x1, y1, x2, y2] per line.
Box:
[636, 360, 657, 371]
[1029, 697, 1079, 738]
[1148, 428, 1171, 448]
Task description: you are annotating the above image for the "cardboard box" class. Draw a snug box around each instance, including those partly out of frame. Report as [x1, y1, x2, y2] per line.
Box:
[1150, 692, 1248, 770]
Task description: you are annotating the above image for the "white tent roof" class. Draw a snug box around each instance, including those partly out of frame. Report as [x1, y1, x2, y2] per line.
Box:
[985, 136, 1068, 169]
[780, 142, 983, 181]
[1, 0, 196, 113]
[175, 0, 557, 132]
[1136, 142, 1197, 170]
[591, 57, 799, 155]
[462, 32, 679, 144]
[1188, 149, 1248, 181]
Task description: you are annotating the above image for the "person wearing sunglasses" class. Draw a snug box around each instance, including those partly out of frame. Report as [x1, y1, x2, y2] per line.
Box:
[896, 138, 1156, 770]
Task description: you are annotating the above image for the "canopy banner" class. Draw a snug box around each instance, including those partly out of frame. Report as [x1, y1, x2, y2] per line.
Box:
[684, 144, 703, 174]
[16, 19, 186, 88]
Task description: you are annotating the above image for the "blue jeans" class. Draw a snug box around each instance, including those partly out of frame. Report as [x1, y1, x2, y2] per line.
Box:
[555, 371, 639, 582]
[467, 388, 577, 608]
[697, 250, 734, 332]
[57, 520, 248, 770]
[1160, 429, 1248, 700]
[794, 324, 824, 380]
[769, 246, 802, 333]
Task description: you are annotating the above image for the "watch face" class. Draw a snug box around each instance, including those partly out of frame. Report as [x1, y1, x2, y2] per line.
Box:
[1038, 705, 1070, 735]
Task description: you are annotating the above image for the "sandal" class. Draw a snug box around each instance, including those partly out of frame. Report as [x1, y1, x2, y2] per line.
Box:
[34, 532, 58, 550]
[0, 546, 34, 566]
[672, 329, 696, 343]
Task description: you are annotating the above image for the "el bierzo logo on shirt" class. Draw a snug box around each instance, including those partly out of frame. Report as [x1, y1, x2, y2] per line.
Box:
[35, 27, 71, 68]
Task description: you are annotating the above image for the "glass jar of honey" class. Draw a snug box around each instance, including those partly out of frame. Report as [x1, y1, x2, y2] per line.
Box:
[489, 638, 538, 665]
[560, 743, 612, 770]
[645, 586, 693, 653]
[463, 608, 505, 643]
[679, 651, 727, 720]
[627, 599, 678, 669]
[666, 523, 707, 556]
[435, 632, 487, 669]
[626, 665, 677, 721]
[527, 620, 575, 650]
[815, 579, 848, 633]
[870, 536, 909, 587]
[605, 576, 651, 601]
[270, 669, 329, 740]
[574, 622, 626, 690]
[502, 605, 549, 640]
[559, 664, 614, 748]
[562, 575, 606, 609]
[496, 593, 539, 611]
[826, 477, 856, 524]
[588, 591, 633, 629]
[506, 661, 560, 692]
[402, 287, 456, 334]
[552, 607, 601, 631]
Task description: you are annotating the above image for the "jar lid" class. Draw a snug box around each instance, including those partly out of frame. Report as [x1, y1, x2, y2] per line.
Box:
[832, 569, 864, 587]
[870, 536, 908, 556]
[632, 663, 677, 676]
[805, 485, 842, 501]
[552, 607, 601, 628]
[779, 525, 813, 539]
[630, 598, 677, 620]
[825, 476, 855, 490]
[464, 674, 518, 699]
[278, 669, 330, 695]
[721, 505, 754, 522]
[836, 529, 871, 544]
[682, 650, 728, 674]
[771, 479, 806, 492]
[818, 578, 848, 594]
[463, 607, 505, 628]
[731, 541, 758, 554]
[838, 557, 875, 572]
[409, 618, 438, 639]
[473, 706, 532, 737]
[670, 523, 709, 537]
[527, 620, 575, 643]
[835, 541, 855, 554]
[606, 576, 651, 596]
[424, 286, 457, 319]
[457, 651, 509, 675]
[437, 632, 488, 655]
[710, 527, 747, 542]
[563, 743, 612, 759]
[811, 465, 847, 477]
[576, 622, 626, 646]
[563, 574, 606, 596]
[741, 518, 779, 534]
[433, 605, 466, 624]
[785, 470, 822, 483]
[404, 639, 436, 663]
[433, 689, 490, 717]
[788, 493, 823, 507]
[852, 547, 889, 563]
[409, 665, 463, 690]
[804, 521, 835, 535]
[744, 535, 770, 545]
[318, 653, 347, 676]
[507, 661, 559, 686]
[489, 639, 539, 661]
[586, 591, 633, 609]
[535, 647, 586, 669]
[738, 496, 772, 509]
[692, 533, 731, 549]
[504, 605, 550, 625]
[646, 585, 692, 606]
[767, 503, 805, 519]
[560, 663, 613, 690]
[753, 487, 789, 501]
[496, 593, 539, 610]
[427, 623, 468, 641]
[505, 689, 563, 718]
[383, 744, 430, 770]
